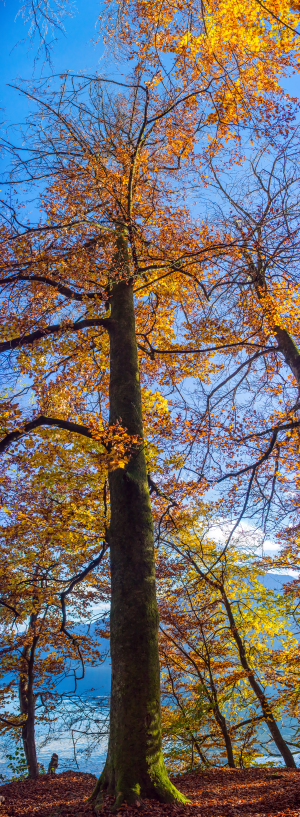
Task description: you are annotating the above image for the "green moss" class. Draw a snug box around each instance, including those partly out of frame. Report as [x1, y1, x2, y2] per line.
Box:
[91, 752, 190, 811]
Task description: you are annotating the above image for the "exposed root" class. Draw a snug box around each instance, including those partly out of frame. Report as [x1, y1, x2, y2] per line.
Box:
[90, 764, 190, 812]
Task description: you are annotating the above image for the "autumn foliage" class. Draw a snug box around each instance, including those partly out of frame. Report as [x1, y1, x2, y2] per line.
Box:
[0, 0, 300, 802]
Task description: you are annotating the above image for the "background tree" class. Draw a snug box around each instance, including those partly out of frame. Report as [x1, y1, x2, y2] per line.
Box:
[137, 132, 300, 555]
[157, 508, 300, 769]
[158, 569, 258, 770]
[0, 433, 109, 778]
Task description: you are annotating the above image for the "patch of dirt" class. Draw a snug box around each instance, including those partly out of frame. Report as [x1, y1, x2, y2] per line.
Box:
[0, 767, 300, 816]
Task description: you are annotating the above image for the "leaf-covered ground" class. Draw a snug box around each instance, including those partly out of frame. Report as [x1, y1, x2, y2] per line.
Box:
[0, 767, 299, 817]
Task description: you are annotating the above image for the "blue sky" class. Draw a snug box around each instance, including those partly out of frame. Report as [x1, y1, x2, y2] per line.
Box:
[1, 1, 299, 158]
[0, 0, 126, 129]
[2, 1, 299, 125]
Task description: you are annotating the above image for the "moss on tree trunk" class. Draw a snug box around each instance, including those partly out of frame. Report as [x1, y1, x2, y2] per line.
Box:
[92, 234, 187, 811]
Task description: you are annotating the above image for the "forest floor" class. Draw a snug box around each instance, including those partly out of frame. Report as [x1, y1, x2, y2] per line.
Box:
[0, 767, 299, 817]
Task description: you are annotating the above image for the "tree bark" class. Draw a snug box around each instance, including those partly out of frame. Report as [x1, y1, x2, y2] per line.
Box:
[252, 264, 300, 388]
[200, 626, 235, 767]
[214, 708, 235, 768]
[92, 232, 187, 810]
[273, 325, 300, 388]
[19, 630, 39, 780]
[221, 588, 296, 768]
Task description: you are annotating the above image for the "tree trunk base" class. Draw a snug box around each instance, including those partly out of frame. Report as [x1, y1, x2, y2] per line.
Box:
[90, 755, 189, 812]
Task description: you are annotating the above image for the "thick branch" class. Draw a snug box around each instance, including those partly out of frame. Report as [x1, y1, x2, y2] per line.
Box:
[237, 418, 300, 444]
[0, 714, 24, 728]
[60, 541, 108, 615]
[147, 474, 178, 507]
[138, 341, 276, 357]
[0, 599, 21, 619]
[0, 317, 110, 354]
[0, 273, 104, 303]
[0, 415, 95, 454]
[216, 420, 300, 483]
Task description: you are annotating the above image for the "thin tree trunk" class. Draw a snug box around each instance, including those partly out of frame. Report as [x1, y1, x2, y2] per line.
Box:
[19, 629, 39, 780]
[193, 738, 210, 766]
[221, 588, 296, 768]
[20, 706, 39, 780]
[92, 232, 187, 810]
[214, 709, 235, 768]
[200, 625, 235, 767]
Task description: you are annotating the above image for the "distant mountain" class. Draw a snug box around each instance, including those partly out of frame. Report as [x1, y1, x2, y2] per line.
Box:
[259, 573, 292, 591]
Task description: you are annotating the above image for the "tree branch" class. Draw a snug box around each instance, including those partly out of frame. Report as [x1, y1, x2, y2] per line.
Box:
[0, 317, 110, 354]
[0, 273, 104, 304]
[0, 714, 25, 728]
[0, 415, 95, 454]
[216, 427, 281, 482]
[60, 541, 108, 690]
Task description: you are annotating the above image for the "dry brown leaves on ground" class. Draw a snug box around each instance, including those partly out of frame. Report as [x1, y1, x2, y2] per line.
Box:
[0, 767, 299, 817]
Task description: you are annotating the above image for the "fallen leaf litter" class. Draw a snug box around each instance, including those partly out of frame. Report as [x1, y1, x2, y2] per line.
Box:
[0, 767, 299, 817]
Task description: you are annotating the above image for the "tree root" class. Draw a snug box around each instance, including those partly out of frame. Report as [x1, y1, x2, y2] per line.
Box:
[90, 761, 189, 812]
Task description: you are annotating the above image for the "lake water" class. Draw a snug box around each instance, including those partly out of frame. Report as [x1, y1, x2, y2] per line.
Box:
[1, 574, 299, 779]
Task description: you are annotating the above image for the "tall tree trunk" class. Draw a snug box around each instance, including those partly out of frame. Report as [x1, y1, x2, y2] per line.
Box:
[221, 588, 296, 768]
[19, 631, 39, 780]
[92, 233, 187, 810]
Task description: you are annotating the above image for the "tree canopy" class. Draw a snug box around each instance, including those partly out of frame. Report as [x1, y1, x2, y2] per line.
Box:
[1, 0, 300, 804]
